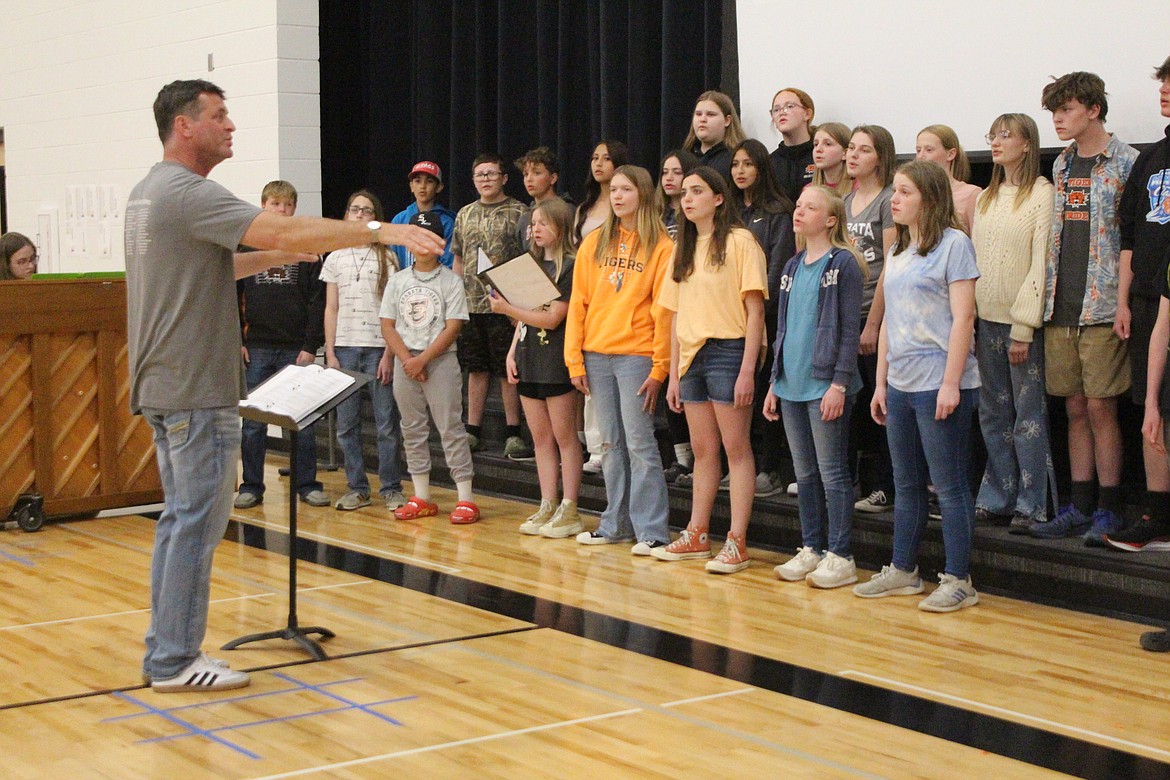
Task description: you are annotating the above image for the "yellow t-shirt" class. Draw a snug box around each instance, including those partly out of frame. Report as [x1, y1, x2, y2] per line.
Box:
[658, 228, 768, 377]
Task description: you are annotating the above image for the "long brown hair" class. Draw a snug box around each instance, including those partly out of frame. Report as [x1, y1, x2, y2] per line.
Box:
[1, 232, 36, 280]
[850, 125, 897, 187]
[346, 189, 395, 298]
[672, 166, 740, 282]
[574, 140, 629, 242]
[977, 113, 1042, 214]
[729, 139, 793, 215]
[891, 161, 964, 257]
[589, 165, 665, 269]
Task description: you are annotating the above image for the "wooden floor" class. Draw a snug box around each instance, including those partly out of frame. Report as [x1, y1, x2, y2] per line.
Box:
[1, 459, 1167, 778]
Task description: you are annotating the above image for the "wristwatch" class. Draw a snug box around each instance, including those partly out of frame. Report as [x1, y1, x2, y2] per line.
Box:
[830, 383, 847, 394]
[367, 220, 382, 241]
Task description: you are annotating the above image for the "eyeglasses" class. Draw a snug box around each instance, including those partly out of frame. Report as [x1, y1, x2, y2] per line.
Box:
[985, 130, 1013, 144]
[347, 205, 375, 216]
[472, 171, 502, 181]
[12, 254, 38, 267]
[770, 103, 803, 117]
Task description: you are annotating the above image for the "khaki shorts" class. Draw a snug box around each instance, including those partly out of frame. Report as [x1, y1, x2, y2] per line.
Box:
[1044, 324, 1130, 398]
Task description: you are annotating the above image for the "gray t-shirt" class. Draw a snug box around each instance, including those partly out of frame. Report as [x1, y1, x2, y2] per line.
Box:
[845, 187, 894, 316]
[379, 264, 469, 352]
[1053, 154, 1098, 326]
[125, 161, 262, 411]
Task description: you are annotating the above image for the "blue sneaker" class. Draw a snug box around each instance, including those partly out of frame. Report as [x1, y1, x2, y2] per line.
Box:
[1029, 505, 1090, 539]
[1084, 509, 1124, 548]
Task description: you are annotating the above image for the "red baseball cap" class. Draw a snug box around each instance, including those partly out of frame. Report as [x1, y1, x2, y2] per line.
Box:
[409, 161, 442, 183]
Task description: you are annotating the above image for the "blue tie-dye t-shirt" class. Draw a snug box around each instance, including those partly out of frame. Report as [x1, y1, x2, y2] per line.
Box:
[882, 228, 981, 393]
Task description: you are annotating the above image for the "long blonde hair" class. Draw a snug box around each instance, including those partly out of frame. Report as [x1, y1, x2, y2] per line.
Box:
[978, 113, 1042, 214]
[530, 197, 576, 283]
[795, 185, 868, 280]
[811, 122, 852, 197]
[590, 166, 666, 268]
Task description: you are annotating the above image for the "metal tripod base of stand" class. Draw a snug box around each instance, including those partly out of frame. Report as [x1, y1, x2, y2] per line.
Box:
[222, 623, 335, 661]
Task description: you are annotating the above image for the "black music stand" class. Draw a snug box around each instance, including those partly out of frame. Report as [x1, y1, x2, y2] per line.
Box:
[224, 367, 371, 660]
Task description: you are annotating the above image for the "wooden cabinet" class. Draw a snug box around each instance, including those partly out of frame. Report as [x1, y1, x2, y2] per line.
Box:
[0, 279, 163, 519]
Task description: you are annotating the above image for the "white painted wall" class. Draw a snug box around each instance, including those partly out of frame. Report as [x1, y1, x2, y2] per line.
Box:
[737, 0, 1170, 156]
[0, 0, 320, 272]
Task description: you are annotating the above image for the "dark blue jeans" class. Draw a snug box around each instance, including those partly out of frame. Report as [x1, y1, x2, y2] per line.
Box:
[240, 347, 322, 498]
[886, 386, 978, 578]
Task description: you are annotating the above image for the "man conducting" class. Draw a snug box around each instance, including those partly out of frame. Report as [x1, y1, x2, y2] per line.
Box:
[126, 79, 444, 692]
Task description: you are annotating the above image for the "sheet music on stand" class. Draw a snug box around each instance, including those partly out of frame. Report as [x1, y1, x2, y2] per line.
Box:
[239, 364, 355, 426]
[477, 252, 561, 311]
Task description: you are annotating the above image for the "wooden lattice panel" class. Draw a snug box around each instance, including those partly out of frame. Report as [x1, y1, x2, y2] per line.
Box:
[46, 332, 102, 500]
[112, 341, 161, 494]
[0, 279, 163, 517]
[0, 336, 36, 508]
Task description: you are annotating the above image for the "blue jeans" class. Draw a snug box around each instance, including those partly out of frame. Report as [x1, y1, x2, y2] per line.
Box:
[975, 321, 1053, 521]
[240, 347, 322, 498]
[679, 338, 744, 405]
[141, 407, 240, 679]
[781, 395, 856, 557]
[886, 386, 978, 579]
[334, 346, 402, 496]
[584, 352, 669, 544]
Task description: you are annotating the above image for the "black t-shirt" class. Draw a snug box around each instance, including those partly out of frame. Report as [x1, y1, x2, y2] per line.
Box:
[516, 254, 575, 384]
[1053, 154, 1098, 326]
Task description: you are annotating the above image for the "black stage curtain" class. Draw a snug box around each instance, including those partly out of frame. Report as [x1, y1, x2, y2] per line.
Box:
[320, 0, 727, 216]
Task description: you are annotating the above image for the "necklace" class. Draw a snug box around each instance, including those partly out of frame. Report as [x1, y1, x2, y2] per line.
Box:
[353, 247, 374, 282]
[412, 264, 442, 283]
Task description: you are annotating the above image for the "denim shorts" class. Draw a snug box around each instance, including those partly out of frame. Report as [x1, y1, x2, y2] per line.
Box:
[679, 338, 745, 405]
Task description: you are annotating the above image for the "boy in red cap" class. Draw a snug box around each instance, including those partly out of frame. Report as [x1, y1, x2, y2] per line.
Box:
[390, 160, 456, 269]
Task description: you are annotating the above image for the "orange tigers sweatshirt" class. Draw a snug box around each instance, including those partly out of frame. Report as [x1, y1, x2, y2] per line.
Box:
[563, 225, 674, 382]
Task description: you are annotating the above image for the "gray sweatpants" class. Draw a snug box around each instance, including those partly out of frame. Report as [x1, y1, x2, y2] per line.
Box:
[392, 350, 474, 483]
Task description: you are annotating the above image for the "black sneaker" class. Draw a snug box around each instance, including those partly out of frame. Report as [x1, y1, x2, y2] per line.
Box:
[1141, 629, 1170, 652]
[1104, 515, 1170, 552]
[663, 462, 692, 484]
[975, 507, 1013, 526]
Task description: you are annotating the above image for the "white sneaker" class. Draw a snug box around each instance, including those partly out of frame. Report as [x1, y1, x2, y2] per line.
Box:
[151, 652, 250, 692]
[852, 564, 924, 598]
[786, 482, 798, 496]
[582, 455, 603, 474]
[142, 654, 229, 685]
[519, 499, 556, 534]
[918, 573, 979, 612]
[806, 551, 858, 589]
[631, 539, 667, 556]
[774, 546, 823, 581]
[540, 500, 583, 538]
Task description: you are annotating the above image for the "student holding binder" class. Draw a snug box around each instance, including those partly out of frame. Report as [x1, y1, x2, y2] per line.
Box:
[489, 198, 584, 537]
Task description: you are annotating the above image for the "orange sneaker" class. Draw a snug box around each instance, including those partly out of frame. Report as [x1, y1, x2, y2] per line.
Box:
[650, 528, 711, 560]
[705, 533, 749, 574]
[449, 500, 481, 524]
